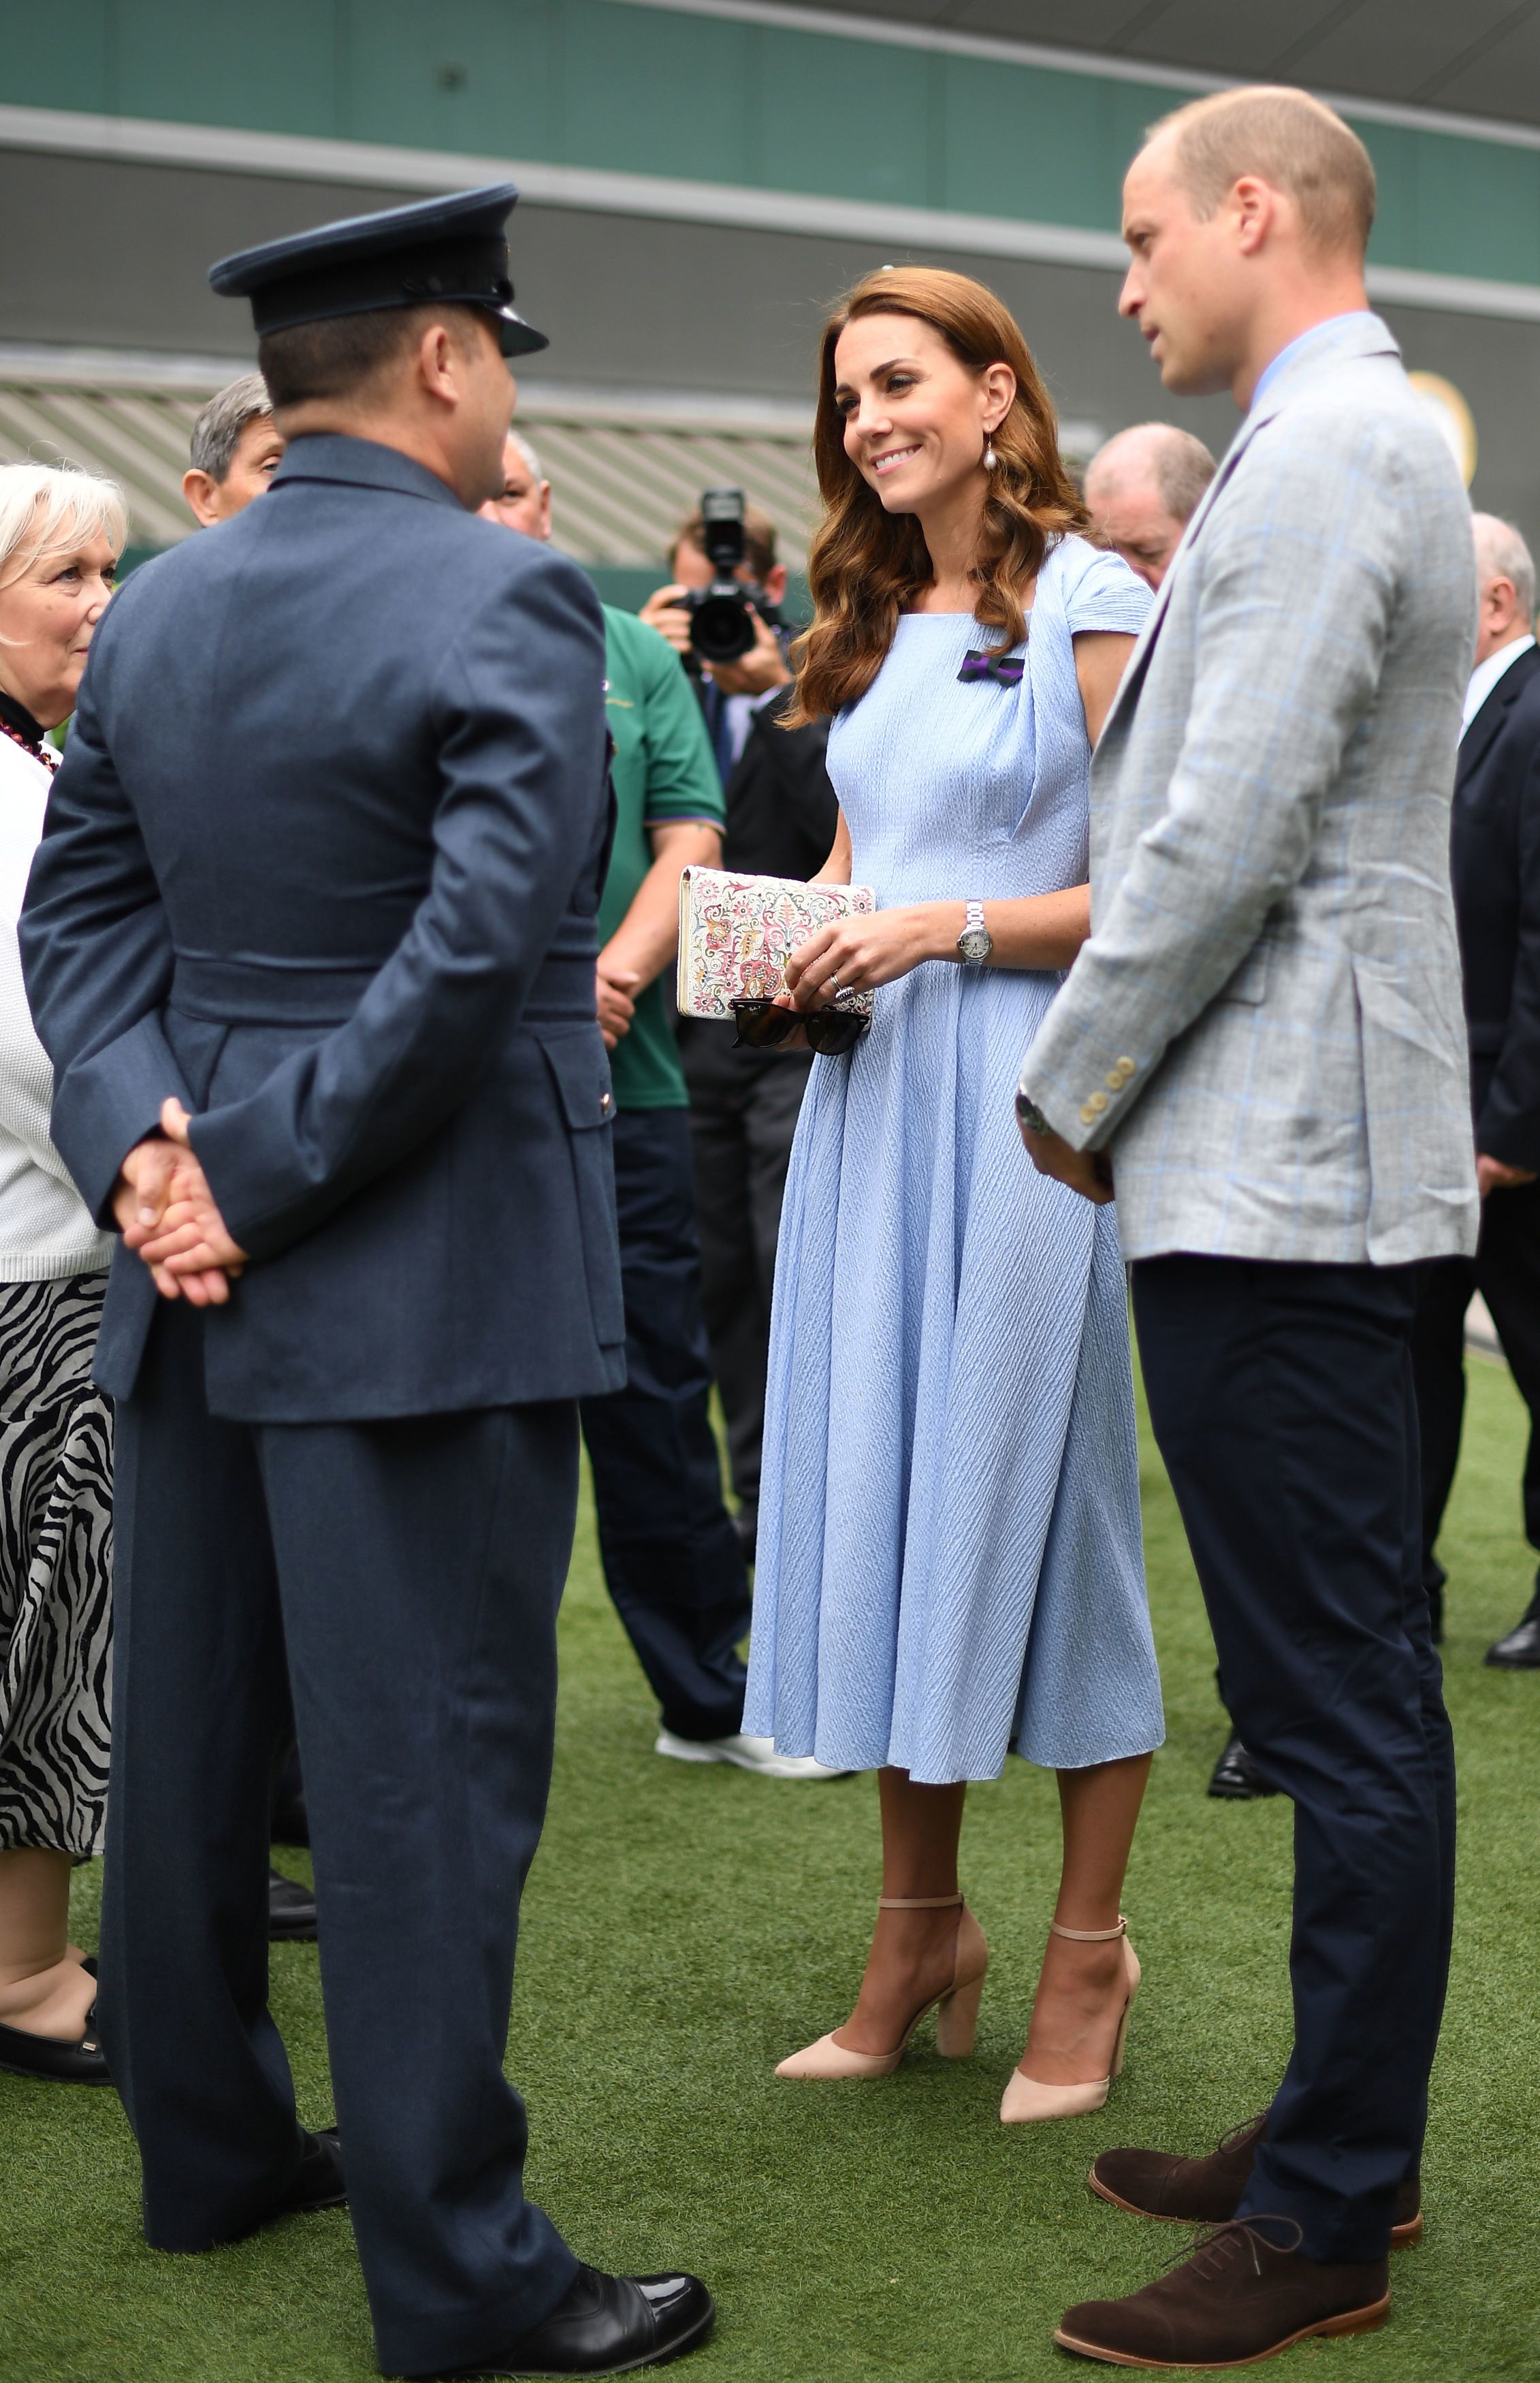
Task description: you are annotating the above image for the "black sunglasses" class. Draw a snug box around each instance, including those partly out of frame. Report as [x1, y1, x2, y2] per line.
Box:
[730, 997, 869, 1057]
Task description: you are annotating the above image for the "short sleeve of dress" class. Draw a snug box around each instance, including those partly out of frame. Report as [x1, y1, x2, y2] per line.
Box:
[1059, 539, 1154, 637]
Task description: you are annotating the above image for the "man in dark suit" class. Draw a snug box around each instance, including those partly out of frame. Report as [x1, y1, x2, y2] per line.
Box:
[1413, 511, 1540, 1669]
[20, 189, 711, 2380]
[642, 514, 839, 1560]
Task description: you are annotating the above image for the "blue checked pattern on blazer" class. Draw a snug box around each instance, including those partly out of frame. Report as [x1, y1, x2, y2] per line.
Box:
[1021, 313, 1481, 1266]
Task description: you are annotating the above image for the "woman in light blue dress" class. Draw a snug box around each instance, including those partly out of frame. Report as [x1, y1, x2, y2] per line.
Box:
[741, 267, 1164, 2124]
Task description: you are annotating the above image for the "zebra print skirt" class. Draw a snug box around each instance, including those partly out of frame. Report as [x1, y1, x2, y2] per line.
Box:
[0, 1273, 112, 1855]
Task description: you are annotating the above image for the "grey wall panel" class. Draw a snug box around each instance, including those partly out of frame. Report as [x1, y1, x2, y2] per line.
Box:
[5, 148, 1536, 552]
[0, 152, 415, 357]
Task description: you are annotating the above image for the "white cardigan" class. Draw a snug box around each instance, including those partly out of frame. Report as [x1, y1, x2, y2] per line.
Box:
[0, 732, 112, 1280]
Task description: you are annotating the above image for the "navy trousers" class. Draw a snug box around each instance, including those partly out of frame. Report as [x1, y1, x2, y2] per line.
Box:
[102, 1300, 579, 2377]
[677, 1021, 812, 1529]
[1132, 1256, 1456, 2266]
[1413, 1179, 1540, 1601]
[579, 1107, 750, 1740]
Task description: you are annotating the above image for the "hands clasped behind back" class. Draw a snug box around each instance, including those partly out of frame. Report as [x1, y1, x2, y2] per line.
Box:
[112, 1098, 249, 1306]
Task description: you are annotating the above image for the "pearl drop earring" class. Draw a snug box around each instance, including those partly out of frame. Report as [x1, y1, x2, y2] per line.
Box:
[983, 429, 999, 470]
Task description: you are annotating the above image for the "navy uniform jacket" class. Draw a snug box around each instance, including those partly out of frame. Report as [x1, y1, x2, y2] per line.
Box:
[1452, 642, 1540, 1173]
[20, 434, 626, 1422]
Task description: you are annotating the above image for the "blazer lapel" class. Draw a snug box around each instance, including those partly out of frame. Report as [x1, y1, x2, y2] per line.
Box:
[1097, 411, 1260, 743]
[1456, 647, 1540, 793]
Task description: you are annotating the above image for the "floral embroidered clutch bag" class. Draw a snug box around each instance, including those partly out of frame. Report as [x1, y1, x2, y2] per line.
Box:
[676, 866, 877, 1021]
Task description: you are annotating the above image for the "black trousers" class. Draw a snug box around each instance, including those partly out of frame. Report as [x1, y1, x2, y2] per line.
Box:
[677, 1023, 812, 1522]
[102, 1300, 578, 2378]
[579, 1107, 750, 1740]
[1412, 1179, 1540, 1590]
[1132, 1256, 1456, 2265]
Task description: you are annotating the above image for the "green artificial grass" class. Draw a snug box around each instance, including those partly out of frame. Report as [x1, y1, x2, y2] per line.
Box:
[4, 1360, 1539, 2382]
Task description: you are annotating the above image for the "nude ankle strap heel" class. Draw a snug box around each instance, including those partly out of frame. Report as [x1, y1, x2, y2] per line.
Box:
[775, 1896, 989, 2079]
[999, 1915, 1140, 2126]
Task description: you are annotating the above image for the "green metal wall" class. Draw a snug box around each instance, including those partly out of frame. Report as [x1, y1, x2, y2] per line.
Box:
[6, 0, 1540, 291]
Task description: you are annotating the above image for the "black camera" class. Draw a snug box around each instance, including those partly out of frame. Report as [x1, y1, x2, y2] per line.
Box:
[682, 488, 780, 667]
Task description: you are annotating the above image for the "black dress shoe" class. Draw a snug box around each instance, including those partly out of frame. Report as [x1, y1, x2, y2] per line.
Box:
[438, 2262, 715, 2377]
[189, 2126, 346, 2251]
[274, 2126, 347, 2220]
[0, 1999, 112, 2085]
[1486, 1593, 1540, 1667]
[268, 1866, 317, 1940]
[1206, 1736, 1281, 1800]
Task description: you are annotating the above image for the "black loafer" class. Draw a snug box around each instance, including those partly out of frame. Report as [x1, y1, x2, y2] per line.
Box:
[0, 1999, 112, 2085]
[440, 2262, 715, 2376]
[1206, 1736, 1281, 1800]
[268, 1866, 318, 1940]
[1486, 1597, 1540, 1668]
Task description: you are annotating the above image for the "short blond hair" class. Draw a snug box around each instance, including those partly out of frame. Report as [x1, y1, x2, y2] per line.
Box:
[1148, 86, 1376, 259]
[0, 462, 127, 596]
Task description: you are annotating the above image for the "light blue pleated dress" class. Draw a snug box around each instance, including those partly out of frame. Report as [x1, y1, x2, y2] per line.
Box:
[743, 535, 1166, 1785]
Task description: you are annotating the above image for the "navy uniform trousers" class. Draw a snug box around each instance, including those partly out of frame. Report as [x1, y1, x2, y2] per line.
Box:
[103, 1298, 579, 2378]
[1132, 1255, 1456, 2266]
[579, 1107, 749, 1740]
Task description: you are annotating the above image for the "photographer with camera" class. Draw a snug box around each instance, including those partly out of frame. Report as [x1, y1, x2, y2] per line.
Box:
[643, 498, 839, 1567]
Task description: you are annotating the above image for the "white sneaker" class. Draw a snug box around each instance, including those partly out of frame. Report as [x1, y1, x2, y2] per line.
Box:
[654, 1728, 848, 1781]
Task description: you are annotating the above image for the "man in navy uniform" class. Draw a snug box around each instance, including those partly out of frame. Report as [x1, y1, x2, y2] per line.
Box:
[20, 187, 713, 2380]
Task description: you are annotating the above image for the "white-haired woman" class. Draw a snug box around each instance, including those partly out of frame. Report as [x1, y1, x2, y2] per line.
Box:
[0, 463, 124, 2084]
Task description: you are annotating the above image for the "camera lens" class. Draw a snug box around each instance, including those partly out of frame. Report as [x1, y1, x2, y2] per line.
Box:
[688, 587, 756, 665]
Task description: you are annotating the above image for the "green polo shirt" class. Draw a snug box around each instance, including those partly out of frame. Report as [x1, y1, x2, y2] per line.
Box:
[599, 605, 724, 1110]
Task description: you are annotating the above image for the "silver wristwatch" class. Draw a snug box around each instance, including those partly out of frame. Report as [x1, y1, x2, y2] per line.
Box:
[957, 897, 992, 965]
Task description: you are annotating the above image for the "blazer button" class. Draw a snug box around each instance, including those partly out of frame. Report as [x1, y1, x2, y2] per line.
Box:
[1104, 1068, 1122, 1091]
[1080, 1102, 1097, 1125]
[1117, 1056, 1136, 1079]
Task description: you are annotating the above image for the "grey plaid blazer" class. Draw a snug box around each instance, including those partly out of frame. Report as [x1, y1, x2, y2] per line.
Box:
[1021, 313, 1480, 1266]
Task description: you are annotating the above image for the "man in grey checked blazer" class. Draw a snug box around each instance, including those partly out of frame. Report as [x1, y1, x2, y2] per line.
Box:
[1022, 90, 1478, 2371]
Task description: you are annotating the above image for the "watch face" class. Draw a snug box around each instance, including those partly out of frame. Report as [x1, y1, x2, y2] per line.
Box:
[958, 926, 992, 962]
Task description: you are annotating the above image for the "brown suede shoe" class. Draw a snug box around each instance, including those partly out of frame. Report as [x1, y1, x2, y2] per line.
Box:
[1056, 2221, 1390, 2368]
[1089, 2114, 1424, 2249]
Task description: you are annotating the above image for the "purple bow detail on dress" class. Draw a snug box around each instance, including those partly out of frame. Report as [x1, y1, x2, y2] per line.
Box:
[957, 647, 1025, 686]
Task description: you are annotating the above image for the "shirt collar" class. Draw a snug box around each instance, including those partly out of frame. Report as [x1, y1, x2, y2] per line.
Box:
[1249, 310, 1383, 413]
[1462, 634, 1536, 733]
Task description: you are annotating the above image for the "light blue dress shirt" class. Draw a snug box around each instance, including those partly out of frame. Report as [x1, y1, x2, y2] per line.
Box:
[1250, 310, 1379, 411]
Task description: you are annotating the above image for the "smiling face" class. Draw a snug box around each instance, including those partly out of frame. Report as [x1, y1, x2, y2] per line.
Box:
[1119, 133, 1253, 397]
[0, 521, 116, 729]
[831, 312, 1014, 524]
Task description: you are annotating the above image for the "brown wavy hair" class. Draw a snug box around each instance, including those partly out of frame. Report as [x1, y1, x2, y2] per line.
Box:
[784, 266, 1087, 725]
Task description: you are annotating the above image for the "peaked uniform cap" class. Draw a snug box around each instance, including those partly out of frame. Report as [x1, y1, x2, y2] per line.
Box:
[208, 184, 547, 358]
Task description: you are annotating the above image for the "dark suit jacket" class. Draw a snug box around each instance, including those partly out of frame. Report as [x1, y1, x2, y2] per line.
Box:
[21, 434, 626, 1422]
[1453, 641, 1540, 1172]
[720, 688, 838, 882]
